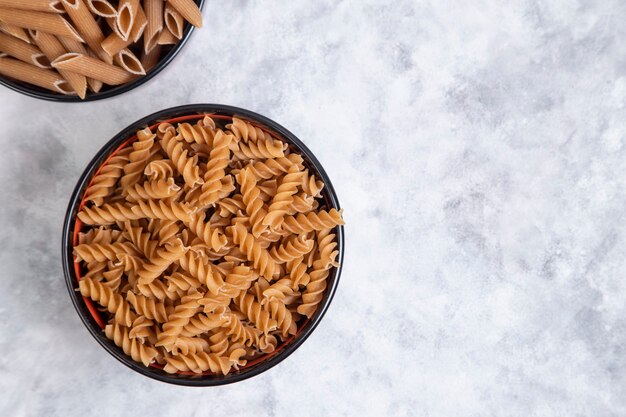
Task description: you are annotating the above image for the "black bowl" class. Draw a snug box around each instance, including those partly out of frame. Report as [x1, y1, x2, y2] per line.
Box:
[0, 0, 204, 102]
[62, 104, 344, 386]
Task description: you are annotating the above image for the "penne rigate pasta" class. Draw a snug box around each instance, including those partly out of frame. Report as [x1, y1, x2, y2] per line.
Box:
[0, 0, 202, 98]
[140, 44, 161, 72]
[143, 0, 163, 53]
[164, 3, 183, 40]
[156, 27, 177, 45]
[101, 4, 146, 56]
[56, 35, 103, 93]
[0, 56, 74, 94]
[116, 0, 140, 41]
[167, 0, 202, 28]
[0, 8, 84, 42]
[114, 48, 145, 75]
[29, 30, 88, 98]
[61, 0, 111, 63]
[0, 32, 51, 68]
[86, 0, 116, 17]
[0, 0, 64, 13]
[51, 52, 136, 85]
[0, 22, 31, 43]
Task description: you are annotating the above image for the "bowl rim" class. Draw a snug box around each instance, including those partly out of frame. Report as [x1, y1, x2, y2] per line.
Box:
[0, 0, 205, 103]
[62, 104, 344, 386]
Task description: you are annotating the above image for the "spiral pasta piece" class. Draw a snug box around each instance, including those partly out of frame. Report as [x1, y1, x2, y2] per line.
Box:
[120, 128, 156, 191]
[128, 316, 156, 343]
[130, 199, 194, 223]
[163, 351, 232, 375]
[137, 239, 187, 285]
[165, 272, 202, 292]
[136, 279, 181, 301]
[178, 251, 225, 295]
[208, 329, 230, 355]
[232, 137, 285, 160]
[241, 154, 304, 180]
[262, 165, 304, 230]
[296, 230, 337, 318]
[126, 178, 181, 202]
[126, 290, 169, 323]
[78, 203, 142, 225]
[262, 278, 299, 303]
[237, 168, 269, 237]
[186, 211, 228, 251]
[301, 169, 325, 197]
[144, 159, 176, 181]
[286, 256, 310, 289]
[235, 293, 277, 334]
[172, 336, 210, 356]
[222, 311, 263, 346]
[228, 223, 277, 279]
[178, 121, 212, 145]
[105, 322, 158, 367]
[180, 312, 228, 337]
[122, 222, 159, 260]
[226, 117, 273, 143]
[84, 148, 131, 206]
[280, 209, 344, 235]
[159, 126, 203, 187]
[198, 130, 233, 206]
[79, 277, 136, 326]
[265, 299, 297, 336]
[156, 291, 203, 350]
[74, 242, 139, 263]
[270, 234, 314, 264]
[220, 265, 257, 296]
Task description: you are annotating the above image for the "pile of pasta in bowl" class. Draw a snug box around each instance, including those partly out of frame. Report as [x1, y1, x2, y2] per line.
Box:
[0, 0, 203, 99]
[72, 115, 344, 375]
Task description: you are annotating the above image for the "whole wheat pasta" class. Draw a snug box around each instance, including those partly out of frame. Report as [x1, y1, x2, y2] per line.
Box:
[0, 0, 64, 13]
[101, 5, 146, 56]
[61, 0, 110, 63]
[0, 8, 84, 42]
[163, 3, 183, 39]
[0, 22, 30, 43]
[29, 30, 88, 98]
[140, 44, 161, 72]
[114, 48, 146, 75]
[116, 0, 140, 41]
[56, 36, 103, 93]
[52, 52, 135, 85]
[73, 115, 344, 375]
[0, 56, 73, 94]
[86, 0, 116, 17]
[143, 0, 163, 53]
[167, 0, 202, 28]
[0, 32, 50, 68]
[156, 27, 176, 45]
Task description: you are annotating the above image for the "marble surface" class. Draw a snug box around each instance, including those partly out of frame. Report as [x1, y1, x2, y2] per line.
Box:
[1, 0, 626, 415]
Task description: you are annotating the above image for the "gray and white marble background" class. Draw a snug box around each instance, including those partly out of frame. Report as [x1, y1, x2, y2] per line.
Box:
[1, 0, 625, 415]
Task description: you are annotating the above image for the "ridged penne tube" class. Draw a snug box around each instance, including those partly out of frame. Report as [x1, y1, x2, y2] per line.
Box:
[0, 22, 31, 43]
[140, 44, 161, 72]
[51, 52, 135, 85]
[86, 0, 116, 17]
[29, 30, 88, 99]
[167, 0, 202, 28]
[164, 3, 183, 39]
[0, 8, 84, 42]
[0, 0, 64, 13]
[156, 27, 177, 45]
[116, 0, 140, 41]
[0, 57, 74, 94]
[0, 32, 50, 68]
[114, 47, 145, 75]
[143, 0, 162, 53]
[101, 5, 146, 55]
[56, 36, 102, 93]
[61, 0, 110, 62]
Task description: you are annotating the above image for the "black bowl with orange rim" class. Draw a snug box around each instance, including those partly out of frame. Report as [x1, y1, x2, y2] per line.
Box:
[62, 104, 344, 385]
[0, 0, 204, 102]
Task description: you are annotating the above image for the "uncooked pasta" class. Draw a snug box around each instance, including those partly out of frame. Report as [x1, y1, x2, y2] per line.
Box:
[74, 115, 344, 375]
